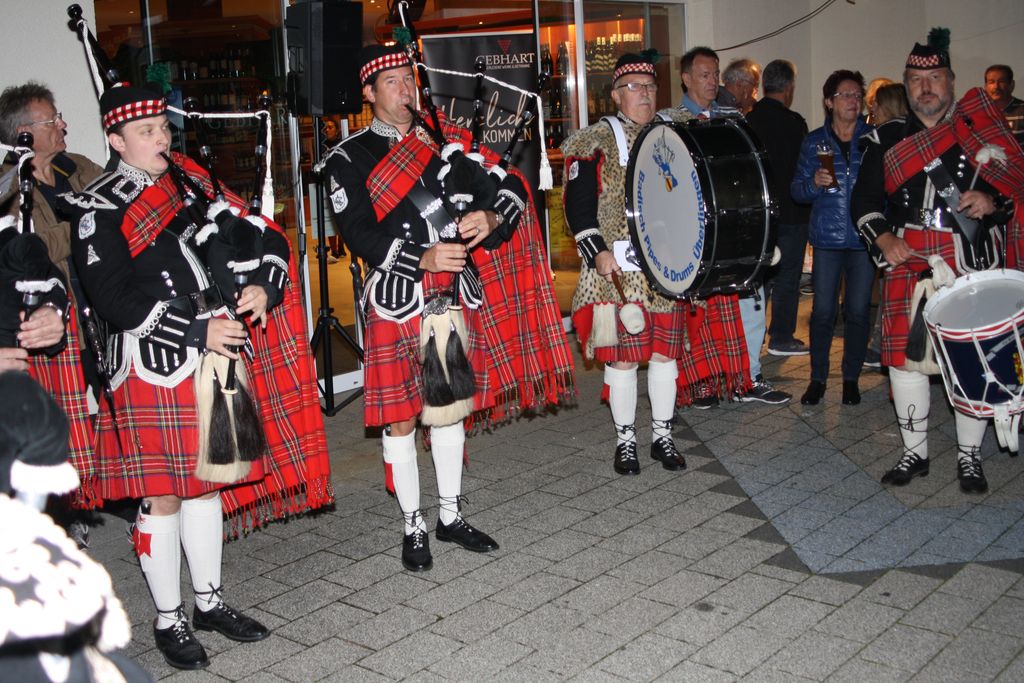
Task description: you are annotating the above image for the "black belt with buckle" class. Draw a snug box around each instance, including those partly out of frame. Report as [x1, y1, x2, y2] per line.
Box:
[897, 207, 955, 232]
[165, 285, 225, 316]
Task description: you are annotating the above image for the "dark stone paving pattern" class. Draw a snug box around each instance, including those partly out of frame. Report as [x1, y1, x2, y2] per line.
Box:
[681, 366, 1024, 573]
[82, 313, 1024, 680]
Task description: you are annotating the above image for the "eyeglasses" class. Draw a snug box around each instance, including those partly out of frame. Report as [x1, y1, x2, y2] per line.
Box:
[616, 82, 657, 93]
[832, 92, 863, 101]
[29, 112, 64, 127]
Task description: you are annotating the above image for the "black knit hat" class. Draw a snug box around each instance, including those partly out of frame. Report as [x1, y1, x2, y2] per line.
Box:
[359, 44, 413, 86]
[0, 371, 78, 496]
[99, 83, 166, 132]
[906, 28, 952, 71]
[613, 53, 656, 83]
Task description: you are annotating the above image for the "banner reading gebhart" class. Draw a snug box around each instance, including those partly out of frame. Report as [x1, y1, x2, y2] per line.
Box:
[420, 31, 543, 226]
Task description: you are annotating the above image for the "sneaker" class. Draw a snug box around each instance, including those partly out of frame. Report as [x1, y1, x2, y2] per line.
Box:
[767, 339, 810, 356]
[68, 520, 90, 549]
[800, 282, 814, 296]
[691, 384, 720, 410]
[957, 454, 988, 494]
[880, 451, 929, 486]
[739, 374, 791, 404]
[326, 254, 340, 264]
[863, 348, 882, 368]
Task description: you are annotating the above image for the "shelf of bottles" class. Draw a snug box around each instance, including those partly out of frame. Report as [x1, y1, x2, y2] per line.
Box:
[539, 19, 646, 273]
[154, 45, 291, 217]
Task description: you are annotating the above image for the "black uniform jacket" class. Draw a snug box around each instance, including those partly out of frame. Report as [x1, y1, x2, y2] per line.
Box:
[850, 112, 1010, 264]
[61, 160, 288, 387]
[320, 119, 527, 322]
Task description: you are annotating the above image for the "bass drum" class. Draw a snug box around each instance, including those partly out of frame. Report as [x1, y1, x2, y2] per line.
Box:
[625, 117, 775, 299]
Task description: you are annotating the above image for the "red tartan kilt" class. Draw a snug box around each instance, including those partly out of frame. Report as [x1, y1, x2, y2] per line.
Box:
[573, 302, 689, 363]
[363, 272, 492, 427]
[881, 229, 957, 367]
[92, 371, 266, 501]
[678, 293, 750, 394]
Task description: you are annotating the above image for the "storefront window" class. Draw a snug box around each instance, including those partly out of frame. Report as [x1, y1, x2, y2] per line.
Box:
[93, 0, 687, 388]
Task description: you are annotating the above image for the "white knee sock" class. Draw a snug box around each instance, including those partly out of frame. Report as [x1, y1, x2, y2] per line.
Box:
[605, 364, 638, 446]
[431, 423, 466, 525]
[180, 495, 224, 613]
[647, 359, 679, 441]
[955, 411, 988, 462]
[383, 430, 424, 534]
[890, 367, 931, 459]
[136, 507, 183, 629]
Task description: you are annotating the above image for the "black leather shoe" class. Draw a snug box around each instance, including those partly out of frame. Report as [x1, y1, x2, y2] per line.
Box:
[436, 517, 499, 552]
[154, 618, 209, 670]
[193, 602, 270, 642]
[800, 381, 826, 405]
[842, 380, 861, 405]
[650, 436, 686, 471]
[957, 455, 988, 494]
[402, 528, 433, 571]
[613, 441, 640, 475]
[881, 452, 929, 486]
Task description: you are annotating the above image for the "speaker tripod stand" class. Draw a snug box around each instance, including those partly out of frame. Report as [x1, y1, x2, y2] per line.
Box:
[308, 123, 365, 416]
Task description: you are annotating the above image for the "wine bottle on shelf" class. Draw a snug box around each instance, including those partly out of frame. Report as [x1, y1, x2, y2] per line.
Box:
[559, 69, 570, 116]
[541, 43, 553, 78]
[557, 42, 570, 78]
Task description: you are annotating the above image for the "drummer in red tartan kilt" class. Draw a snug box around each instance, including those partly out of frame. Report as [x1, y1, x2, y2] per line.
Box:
[851, 31, 1020, 494]
[60, 85, 332, 669]
[563, 53, 750, 476]
[321, 45, 573, 572]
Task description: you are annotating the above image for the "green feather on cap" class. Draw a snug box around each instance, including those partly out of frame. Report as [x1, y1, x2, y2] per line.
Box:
[927, 27, 951, 51]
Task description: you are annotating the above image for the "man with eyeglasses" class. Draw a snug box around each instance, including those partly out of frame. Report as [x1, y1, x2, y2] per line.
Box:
[851, 32, 1019, 494]
[679, 47, 792, 409]
[0, 83, 103, 383]
[563, 52, 747, 476]
[1, 83, 103, 283]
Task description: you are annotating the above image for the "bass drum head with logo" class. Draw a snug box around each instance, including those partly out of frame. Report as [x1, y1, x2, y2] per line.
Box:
[625, 118, 773, 300]
[624, 122, 705, 299]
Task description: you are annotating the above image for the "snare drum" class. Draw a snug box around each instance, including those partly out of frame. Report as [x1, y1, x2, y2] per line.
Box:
[625, 117, 775, 299]
[923, 269, 1024, 452]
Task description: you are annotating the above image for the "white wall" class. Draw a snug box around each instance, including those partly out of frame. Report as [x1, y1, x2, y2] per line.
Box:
[0, 0, 106, 163]
[686, 0, 1024, 130]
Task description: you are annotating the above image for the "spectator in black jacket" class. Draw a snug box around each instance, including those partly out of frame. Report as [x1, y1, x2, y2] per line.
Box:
[746, 59, 811, 357]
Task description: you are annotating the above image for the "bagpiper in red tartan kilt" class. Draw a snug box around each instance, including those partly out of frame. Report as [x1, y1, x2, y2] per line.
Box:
[66, 154, 332, 534]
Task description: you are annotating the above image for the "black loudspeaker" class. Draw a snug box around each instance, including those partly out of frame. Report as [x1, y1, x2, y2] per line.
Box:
[285, 0, 364, 115]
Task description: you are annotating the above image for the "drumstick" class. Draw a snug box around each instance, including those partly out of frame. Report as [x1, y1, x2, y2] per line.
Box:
[611, 271, 629, 303]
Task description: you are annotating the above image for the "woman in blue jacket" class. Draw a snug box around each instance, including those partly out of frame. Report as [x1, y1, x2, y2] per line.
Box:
[791, 70, 874, 406]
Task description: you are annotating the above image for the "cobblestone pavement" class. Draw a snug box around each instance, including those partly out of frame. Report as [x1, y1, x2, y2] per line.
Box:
[85, 306, 1024, 681]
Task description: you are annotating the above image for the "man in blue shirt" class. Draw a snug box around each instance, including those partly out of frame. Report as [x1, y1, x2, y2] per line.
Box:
[677, 47, 790, 406]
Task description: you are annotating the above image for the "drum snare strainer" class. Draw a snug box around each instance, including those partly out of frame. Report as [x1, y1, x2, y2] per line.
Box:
[923, 269, 1024, 452]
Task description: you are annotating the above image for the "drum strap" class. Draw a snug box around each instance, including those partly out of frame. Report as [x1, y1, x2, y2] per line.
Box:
[601, 116, 630, 167]
[922, 157, 981, 247]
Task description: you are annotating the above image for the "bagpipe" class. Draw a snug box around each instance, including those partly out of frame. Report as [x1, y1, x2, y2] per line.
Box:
[68, 4, 279, 481]
[388, 0, 545, 426]
[0, 133, 67, 350]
